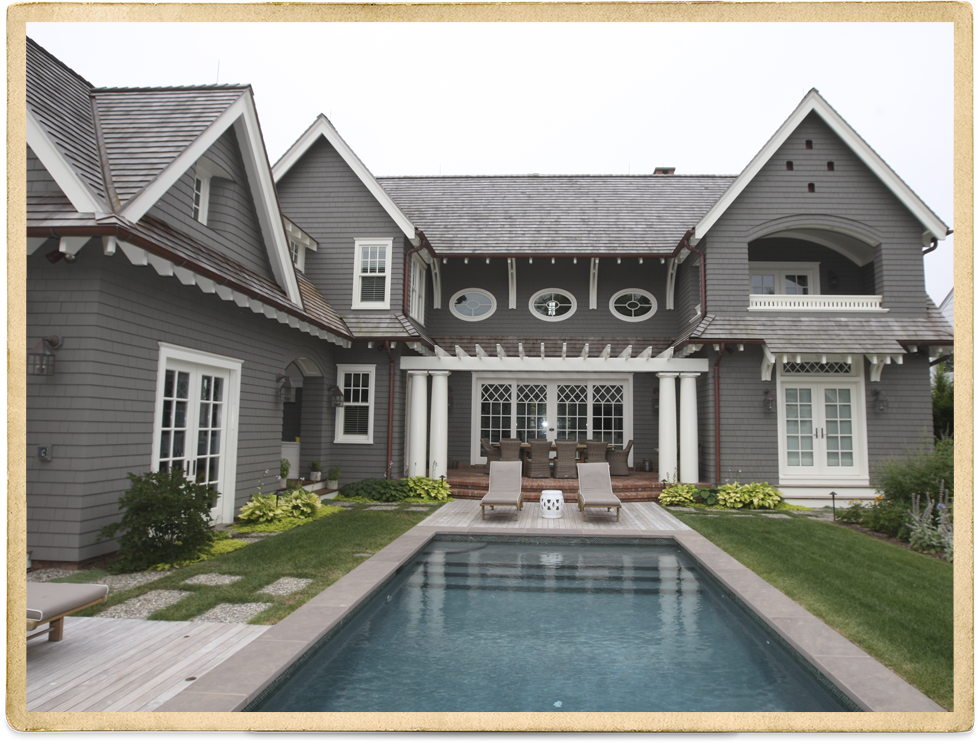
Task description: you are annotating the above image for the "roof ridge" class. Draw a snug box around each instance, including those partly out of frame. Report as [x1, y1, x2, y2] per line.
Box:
[377, 173, 739, 180]
[92, 84, 251, 93]
[27, 37, 95, 88]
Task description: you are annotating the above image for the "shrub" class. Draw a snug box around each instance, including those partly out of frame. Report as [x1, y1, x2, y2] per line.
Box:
[932, 362, 954, 438]
[874, 436, 953, 504]
[97, 467, 218, 572]
[339, 478, 412, 502]
[327, 465, 342, 482]
[406, 476, 453, 503]
[233, 505, 345, 534]
[237, 488, 321, 524]
[716, 482, 782, 509]
[280, 458, 291, 479]
[863, 497, 912, 540]
[658, 484, 700, 507]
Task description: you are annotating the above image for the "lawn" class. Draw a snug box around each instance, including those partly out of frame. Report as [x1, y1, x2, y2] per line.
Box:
[72, 504, 440, 626]
[670, 509, 955, 710]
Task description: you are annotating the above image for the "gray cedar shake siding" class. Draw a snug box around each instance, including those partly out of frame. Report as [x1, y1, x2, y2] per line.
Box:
[26, 248, 333, 563]
[275, 136, 408, 313]
[704, 113, 930, 317]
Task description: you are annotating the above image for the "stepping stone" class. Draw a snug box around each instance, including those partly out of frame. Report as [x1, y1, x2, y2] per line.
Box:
[258, 577, 312, 596]
[760, 513, 792, 519]
[96, 590, 190, 619]
[184, 573, 242, 586]
[365, 506, 397, 511]
[407, 507, 433, 512]
[192, 602, 272, 624]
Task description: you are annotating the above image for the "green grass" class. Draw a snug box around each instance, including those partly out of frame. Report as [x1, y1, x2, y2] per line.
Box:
[77, 504, 440, 626]
[672, 509, 954, 709]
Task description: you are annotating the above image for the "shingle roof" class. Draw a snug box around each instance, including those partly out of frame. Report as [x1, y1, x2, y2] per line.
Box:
[377, 175, 735, 256]
[681, 309, 953, 354]
[342, 313, 435, 346]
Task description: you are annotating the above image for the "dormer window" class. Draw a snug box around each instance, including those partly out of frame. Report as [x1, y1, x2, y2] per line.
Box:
[352, 238, 393, 309]
[189, 157, 233, 226]
[284, 219, 317, 274]
[750, 263, 820, 296]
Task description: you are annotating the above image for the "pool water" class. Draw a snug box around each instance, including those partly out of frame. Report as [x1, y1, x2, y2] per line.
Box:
[251, 538, 852, 712]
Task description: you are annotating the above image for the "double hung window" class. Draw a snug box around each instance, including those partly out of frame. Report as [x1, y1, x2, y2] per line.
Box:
[353, 239, 393, 309]
[335, 364, 376, 443]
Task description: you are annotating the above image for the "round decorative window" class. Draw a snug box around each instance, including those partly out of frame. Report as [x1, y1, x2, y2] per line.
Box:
[609, 289, 658, 322]
[450, 288, 497, 321]
[529, 289, 577, 322]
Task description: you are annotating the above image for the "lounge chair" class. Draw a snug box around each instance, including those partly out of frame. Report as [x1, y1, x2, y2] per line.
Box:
[576, 463, 622, 521]
[584, 440, 608, 463]
[526, 439, 553, 478]
[480, 461, 524, 519]
[481, 437, 502, 474]
[608, 440, 634, 476]
[27, 581, 109, 642]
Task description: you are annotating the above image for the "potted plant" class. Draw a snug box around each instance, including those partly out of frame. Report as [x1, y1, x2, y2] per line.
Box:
[309, 460, 323, 482]
[327, 466, 341, 491]
[279, 458, 290, 489]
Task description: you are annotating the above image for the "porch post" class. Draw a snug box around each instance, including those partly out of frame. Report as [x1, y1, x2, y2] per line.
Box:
[428, 371, 450, 479]
[407, 370, 429, 477]
[679, 373, 700, 484]
[658, 373, 678, 482]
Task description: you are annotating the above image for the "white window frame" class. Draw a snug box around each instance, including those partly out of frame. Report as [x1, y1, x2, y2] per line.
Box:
[449, 288, 497, 322]
[528, 288, 577, 322]
[609, 288, 658, 322]
[775, 356, 868, 486]
[190, 157, 233, 226]
[352, 238, 393, 309]
[750, 262, 821, 296]
[408, 254, 427, 325]
[335, 364, 377, 444]
[151, 343, 243, 524]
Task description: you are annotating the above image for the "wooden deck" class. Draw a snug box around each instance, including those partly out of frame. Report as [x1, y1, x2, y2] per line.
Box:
[418, 498, 691, 532]
[26, 616, 267, 712]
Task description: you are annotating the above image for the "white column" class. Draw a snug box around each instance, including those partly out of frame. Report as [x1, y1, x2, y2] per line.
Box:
[407, 371, 429, 477]
[658, 373, 678, 483]
[428, 371, 450, 479]
[679, 373, 700, 484]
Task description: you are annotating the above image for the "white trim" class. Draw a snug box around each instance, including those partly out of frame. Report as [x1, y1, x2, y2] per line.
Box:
[352, 238, 394, 309]
[609, 288, 658, 322]
[430, 261, 442, 309]
[449, 288, 497, 322]
[335, 364, 377, 444]
[152, 343, 243, 525]
[665, 257, 678, 310]
[694, 89, 949, 245]
[400, 351, 708, 373]
[27, 110, 105, 214]
[408, 254, 427, 325]
[749, 295, 886, 312]
[273, 115, 417, 239]
[190, 156, 233, 226]
[507, 258, 518, 309]
[589, 259, 599, 309]
[749, 262, 821, 295]
[528, 288, 577, 322]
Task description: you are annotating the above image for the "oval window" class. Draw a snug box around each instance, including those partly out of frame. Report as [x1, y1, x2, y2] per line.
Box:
[529, 289, 577, 322]
[450, 288, 496, 321]
[609, 289, 657, 322]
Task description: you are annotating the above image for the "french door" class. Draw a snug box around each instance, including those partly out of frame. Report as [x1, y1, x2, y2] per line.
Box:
[153, 344, 241, 523]
[778, 370, 867, 483]
[473, 377, 630, 464]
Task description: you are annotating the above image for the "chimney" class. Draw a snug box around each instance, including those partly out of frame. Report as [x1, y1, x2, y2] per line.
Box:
[653, 167, 676, 175]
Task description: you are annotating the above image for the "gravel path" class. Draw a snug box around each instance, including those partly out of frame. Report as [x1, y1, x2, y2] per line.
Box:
[193, 602, 271, 624]
[95, 590, 190, 619]
[184, 573, 242, 586]
[258, 577, 312, 596]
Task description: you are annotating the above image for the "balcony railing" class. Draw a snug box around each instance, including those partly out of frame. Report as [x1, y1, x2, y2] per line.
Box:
[748, 294, 886, 312]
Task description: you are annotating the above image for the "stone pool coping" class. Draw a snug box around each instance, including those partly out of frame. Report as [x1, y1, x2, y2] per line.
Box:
[156, 522, 945, 714]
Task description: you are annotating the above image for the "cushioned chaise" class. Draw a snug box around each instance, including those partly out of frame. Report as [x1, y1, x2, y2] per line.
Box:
[27, 581, 109, 642]
[480, 461, 524, 519]
[576, 463, 622, 521]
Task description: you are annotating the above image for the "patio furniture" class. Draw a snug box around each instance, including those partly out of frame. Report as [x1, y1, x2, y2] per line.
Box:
[553, 439, 579, 478]
[576, 463, 622, 521]
[526, 439, 553, 478]
[481, 437, 502, 474]
[480, 461, 524, 519]
[608, 440, 634, 476]
[499, 438, 522, 462]
[27, 582, 109, 642]
[584, 440, 609, 463]
[540, 489, 564, 518]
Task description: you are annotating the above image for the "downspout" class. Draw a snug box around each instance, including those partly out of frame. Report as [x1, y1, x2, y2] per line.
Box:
[383, 341, 396, 479]
[922, 228, 953, 256]
[713, 346, 726, 486]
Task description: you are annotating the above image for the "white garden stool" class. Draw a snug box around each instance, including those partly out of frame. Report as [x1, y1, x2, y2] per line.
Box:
[540, 490, 564, 519]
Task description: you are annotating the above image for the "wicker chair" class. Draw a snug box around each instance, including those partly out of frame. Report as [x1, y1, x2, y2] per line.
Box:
[553, 440, 579, 479]
[481, 437, 502, 475]
[608, 440, 633, 476]
[585, 440, 609, 463]
[499, 438, 522, 462]
[526, 439, 553, 478]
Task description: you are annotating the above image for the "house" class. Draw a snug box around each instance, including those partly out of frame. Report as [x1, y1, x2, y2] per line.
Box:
[25, 38, 953, 565]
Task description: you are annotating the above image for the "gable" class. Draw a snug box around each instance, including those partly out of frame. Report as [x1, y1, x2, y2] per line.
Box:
[27, 145, 70, 201]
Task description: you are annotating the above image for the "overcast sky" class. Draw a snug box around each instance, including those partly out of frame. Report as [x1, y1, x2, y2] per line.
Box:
[25, 21, 956, 304]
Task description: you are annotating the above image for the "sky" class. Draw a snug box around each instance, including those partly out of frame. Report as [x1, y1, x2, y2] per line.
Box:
[23, 20, 957, 306]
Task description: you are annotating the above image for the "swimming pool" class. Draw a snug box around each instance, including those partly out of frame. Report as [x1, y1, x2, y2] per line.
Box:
[248, 537, 854, 712]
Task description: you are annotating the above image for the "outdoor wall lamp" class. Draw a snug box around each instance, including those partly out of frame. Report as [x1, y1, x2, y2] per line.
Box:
[763, 389, 776, 412]
[28, 335, 62, 376]
[873, 390, 889, 413]
[328, 384, 345, 408]
[276, 374, 295, 403]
